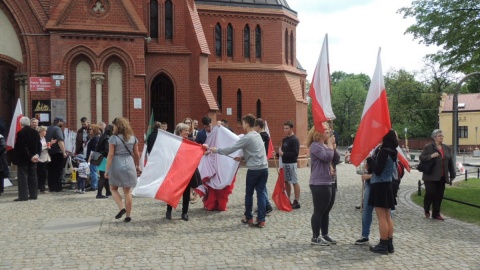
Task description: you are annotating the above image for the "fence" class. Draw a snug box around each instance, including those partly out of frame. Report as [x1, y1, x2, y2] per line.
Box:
[417, 168, 480, 209]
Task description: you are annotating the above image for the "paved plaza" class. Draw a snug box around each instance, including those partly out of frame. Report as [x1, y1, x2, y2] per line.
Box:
[1, 163, 480, 269]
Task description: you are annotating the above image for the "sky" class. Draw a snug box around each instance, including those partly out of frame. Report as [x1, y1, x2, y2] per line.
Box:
[288, 0, 440, 81]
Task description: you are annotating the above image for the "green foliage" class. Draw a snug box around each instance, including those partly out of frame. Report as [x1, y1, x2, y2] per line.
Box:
[330, 72, 369, 146]
[399, 0, 480, 74]
[412, 178, 480, 225]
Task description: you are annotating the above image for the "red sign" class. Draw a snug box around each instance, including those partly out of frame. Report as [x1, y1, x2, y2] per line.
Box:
[30, 77, 53, 91]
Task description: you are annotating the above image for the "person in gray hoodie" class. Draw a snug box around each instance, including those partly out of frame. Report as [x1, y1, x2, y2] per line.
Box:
[210, 114, 268, 228]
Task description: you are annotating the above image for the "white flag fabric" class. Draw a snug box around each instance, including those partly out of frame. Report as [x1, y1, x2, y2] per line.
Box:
[198, 126, 241, 191]
[6, 99, 23, 150]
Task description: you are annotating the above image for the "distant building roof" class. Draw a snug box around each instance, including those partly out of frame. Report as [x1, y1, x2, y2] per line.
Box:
[195, 0, 295, 14]
[296, 58, 305, 71]
[441, 93, 480, 112]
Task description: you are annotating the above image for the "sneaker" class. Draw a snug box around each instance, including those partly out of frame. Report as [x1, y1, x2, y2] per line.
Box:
[266, 205, 273, 214]
[433, 215, 445, 221]
[311, 237, 330, 246]
[251, 220, 265, 228]
[241, 217, 253, 225]
[322, 235, 337, 245]
[355, 237, 369, 245]
[292, 201, 301, 209]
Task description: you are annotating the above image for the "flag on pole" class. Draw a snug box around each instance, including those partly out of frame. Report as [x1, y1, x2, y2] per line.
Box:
[308, 34, 336, 133]
[350, 48, 391, 166]
[133, 130, 205, 208]
[264, 120, 274, 159]
[396, 146, 411, 172]
[272, 164, 292, 212]
[139, 112, 155, 170]
[146, 111, 155, 138]
[6, 99, 23, 150]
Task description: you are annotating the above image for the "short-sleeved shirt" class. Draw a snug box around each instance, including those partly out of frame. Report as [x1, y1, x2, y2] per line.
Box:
[46, 125, 64, 154]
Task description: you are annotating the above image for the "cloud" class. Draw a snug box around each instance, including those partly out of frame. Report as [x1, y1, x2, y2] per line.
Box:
[289, 0, 440, 81]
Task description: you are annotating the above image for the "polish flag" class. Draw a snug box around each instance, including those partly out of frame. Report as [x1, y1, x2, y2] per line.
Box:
[272, 158, 292, 212]
[350, 49, 391, 166]
[396, 146, 411, 172]
[264, 120, 274, 159]
[6, 99, 23, 150]
[139, 145, 147, 171]
[133, 130, 205, 208]
[308, 34, 336, 133]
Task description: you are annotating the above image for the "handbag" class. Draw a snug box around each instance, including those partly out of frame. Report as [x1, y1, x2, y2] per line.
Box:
[90, 151, 104, 166]
[417, 158, 435, 173]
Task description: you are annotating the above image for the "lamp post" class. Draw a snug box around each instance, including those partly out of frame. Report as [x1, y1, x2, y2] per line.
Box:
[404, 127, 408, 151]
[452, 72, 480, 165]
[476, 126, 478, 150]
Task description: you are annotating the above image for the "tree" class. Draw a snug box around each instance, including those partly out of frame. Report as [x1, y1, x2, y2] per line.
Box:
[399, 1, 480, 73]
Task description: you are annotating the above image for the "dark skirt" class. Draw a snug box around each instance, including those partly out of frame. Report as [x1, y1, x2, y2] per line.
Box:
[368, 182, 396, 210]
[189, 169, 202, 189]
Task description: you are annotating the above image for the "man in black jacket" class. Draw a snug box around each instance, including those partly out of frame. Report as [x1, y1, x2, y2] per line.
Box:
[13, 117, 40, 201]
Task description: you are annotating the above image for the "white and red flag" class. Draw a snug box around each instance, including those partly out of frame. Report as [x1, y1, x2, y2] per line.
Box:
[396, 146, 411, 172]
[6, 98, 23, 150]
[350, 49, 391, 166]
[196, 125, 241, 196]
[133, 130, 205, 208]
[264, 120, 274, 159]
[308, 34, 336, 133]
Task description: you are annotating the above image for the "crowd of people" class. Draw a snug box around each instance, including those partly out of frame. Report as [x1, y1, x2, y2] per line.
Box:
[1, 111, 456, 254]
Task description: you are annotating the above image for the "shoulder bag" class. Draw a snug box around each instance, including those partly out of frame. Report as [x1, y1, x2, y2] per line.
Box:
[90, 151, 104, 166]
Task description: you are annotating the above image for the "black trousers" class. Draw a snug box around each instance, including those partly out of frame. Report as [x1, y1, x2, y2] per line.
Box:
[37, 162, 48, 191]
[17, 163, 38, 200]
[97, 171, 111, 197]
[48, 153, 64, 192]
[310, 185, 334, 238]
[424, 178, 446, 218]
[0, 171, 4, 194]
[167, 187, 190, 214]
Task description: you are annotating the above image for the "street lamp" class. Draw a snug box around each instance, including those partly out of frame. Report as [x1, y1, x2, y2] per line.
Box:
[476, 126, 478, 150]
[404, 127, 408, 152]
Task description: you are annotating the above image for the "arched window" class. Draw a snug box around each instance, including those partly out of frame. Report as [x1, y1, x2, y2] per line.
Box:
[285, 29, 289, 64]
[227, 24, 233, 57]
[255, 25, 261, 58]
[149, 0, 158, 38]
[237, 89, 242, 122]
[290, 31, 294, 65]
[165, 0, 173, 39]
[215, 23, 222, 57]
[244, 24, 250, 58]
[256, 99, 262, 118]
[217, 76, 222, 110]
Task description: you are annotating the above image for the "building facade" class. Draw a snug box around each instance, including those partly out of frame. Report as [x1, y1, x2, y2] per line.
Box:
[0, 0, 307, 159]
[439, 93, 480, 151]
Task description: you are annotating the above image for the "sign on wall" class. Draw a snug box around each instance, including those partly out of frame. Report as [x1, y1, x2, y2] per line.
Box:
[32, 100, 51, 126]
[30, 77, 53, 91]
[51, 99, 66, 124]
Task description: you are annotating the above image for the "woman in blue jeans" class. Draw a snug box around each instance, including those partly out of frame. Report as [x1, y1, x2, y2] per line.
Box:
[86, 124, 101, 191]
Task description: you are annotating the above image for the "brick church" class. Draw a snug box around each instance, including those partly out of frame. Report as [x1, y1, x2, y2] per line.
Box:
[0, 0, 307, 156]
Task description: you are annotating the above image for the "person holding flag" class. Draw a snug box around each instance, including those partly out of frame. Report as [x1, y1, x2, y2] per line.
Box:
[210, 114, 269, 228]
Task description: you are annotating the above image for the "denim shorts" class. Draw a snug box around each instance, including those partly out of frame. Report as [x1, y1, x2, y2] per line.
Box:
[283, 163, 298, 184]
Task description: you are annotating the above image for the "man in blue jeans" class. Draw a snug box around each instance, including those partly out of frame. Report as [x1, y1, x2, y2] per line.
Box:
[211, 114, 269, 228]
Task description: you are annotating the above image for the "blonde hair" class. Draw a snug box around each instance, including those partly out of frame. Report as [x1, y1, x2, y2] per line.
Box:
[306, 127, 322, 147]
[37, 126, 47, 133]
[90, 124, 101, 136]
[183, 117, 194, 134]
[175, 123, 190, 136]
[113, 117, 134, 141]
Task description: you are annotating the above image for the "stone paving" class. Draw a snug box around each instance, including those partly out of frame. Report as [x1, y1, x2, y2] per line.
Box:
[1, 163, 479, 269]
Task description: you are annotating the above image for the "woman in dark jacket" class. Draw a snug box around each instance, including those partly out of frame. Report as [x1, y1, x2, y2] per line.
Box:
[419, 129, 456, 221]
[95, 124, 113, 198]
[366, 130, 398, 254]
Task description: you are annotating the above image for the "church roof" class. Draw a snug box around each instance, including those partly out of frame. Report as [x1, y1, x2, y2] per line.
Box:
[195, 0, 294, 13]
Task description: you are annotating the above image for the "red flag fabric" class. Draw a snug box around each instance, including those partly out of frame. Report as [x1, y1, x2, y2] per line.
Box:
[264, 120, 274, 159]
[396, 146, 411, 172]
[308, 34, 336, 133]
[133, 130, 205, 208]
[350, 49, 391, 166]
[6, 99, 23, 150]
[272, 168, 292, 212]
